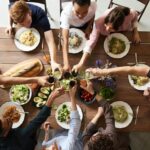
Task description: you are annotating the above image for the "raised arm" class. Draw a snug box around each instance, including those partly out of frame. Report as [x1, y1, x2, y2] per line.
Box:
[0, 75, 50, 86]
[44, 30, 62, 72]
[66, 85, 81, 149]
[62, 28, 71, 71]
[86, 66, 150, 77]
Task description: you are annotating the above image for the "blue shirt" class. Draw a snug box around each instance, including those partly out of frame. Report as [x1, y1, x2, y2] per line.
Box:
[42, 110, 83, 150]
[9, 1, 51, 32]
[0, 106, 51, 150]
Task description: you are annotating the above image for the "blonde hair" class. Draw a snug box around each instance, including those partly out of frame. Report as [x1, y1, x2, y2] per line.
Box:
[10, 0, 30, 23]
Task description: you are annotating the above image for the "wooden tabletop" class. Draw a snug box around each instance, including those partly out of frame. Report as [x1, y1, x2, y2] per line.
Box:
[0, 27, 150, 132]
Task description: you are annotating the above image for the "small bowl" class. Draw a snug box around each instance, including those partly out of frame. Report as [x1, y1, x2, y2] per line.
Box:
[10, 84, 32, 105]
[78, 88, 96, 105]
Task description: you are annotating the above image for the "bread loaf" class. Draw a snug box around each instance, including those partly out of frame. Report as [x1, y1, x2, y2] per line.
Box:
[3, 58, 43, 77]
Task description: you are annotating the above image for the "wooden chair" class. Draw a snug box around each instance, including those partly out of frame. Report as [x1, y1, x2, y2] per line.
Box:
[108, 0, 150, 21]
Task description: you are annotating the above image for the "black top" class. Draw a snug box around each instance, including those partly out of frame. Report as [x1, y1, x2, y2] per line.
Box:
[0, 106, 51, 150]
[9, 1, 51, 32]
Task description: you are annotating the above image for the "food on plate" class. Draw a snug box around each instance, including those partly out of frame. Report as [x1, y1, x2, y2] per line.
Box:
[131, 75, 149, 86]
[109, 37, 126, 54]
[19, 30, 37, 46]
[99, 87, 115, 100]
[33, 86, 52, 108]
[69, 32, 82, 48]
[60, 79, 75, 91]
[11, 85, 30, 104]
[57, 104, 70, 123]
[80, 88, 94, 103]
[2, 58, 43, 78]
[112, 105, 128, 123]
[3, 106, 21, 123]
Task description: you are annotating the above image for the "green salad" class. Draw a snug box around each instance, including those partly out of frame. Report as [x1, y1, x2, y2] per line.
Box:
[57, 104, 70, 123]
[11, 85, 30, 104]
[109, 37, 126, 54]
[112, 105, 128, 123]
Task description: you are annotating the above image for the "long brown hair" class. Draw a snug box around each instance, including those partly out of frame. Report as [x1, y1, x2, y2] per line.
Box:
[104, 6, 130, 31]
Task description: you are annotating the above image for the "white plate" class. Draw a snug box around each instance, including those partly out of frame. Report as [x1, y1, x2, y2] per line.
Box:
[10, 85, 32, 105]
[111, 101, 133, 128]
[14, 27, 40, 52]
[0, 101, 25, 128]
[128, 64, 150, 91]
[55, 102, 83, 129]
[68, 28, 86, 54]
[104, 33, 130, 58]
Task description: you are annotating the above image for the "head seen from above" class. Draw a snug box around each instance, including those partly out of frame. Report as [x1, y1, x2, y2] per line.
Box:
[86, 132, 114, 150]
[0, 117, 13, 137]
[73, 0, 91, 19]
[104, 6, 130, 32]
[10, 1, 32, 28]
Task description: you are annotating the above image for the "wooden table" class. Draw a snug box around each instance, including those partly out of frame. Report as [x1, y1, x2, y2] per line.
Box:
[0, 27, 150, 132]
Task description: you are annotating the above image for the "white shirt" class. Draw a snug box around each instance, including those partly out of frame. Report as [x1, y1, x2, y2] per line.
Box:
[60, 2, 96, 29]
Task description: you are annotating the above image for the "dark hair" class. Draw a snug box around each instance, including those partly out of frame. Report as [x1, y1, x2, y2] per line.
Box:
[87, 133, 114, 150]
[104, 6, 130, 31]
[72, 0, 91, 6]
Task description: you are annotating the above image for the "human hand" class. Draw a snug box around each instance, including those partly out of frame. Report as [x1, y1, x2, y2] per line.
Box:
[143, 87, 150, 101]
[43, 121, 51, 132]
[133, 32, 141, 44]
[63, 64, 71, 72]
[72, 63, 83, 73]
[51, 61, 62, 73]
[84, 26, 92, 39]
[86, 68, 107, 77]
[36, 76, 51, 86]
[46, 87, 65, 107]
[80, 80, 94, 95]
[5, 26, 14, 36]
[68, 84, 77, 99]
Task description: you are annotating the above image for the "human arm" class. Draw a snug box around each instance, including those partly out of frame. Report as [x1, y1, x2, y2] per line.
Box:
[0, 75, 50, 86]
[65, 85, 81, 149]
[86, 66, 150, 77]
[131, 10, 141, 43]
[72, 22, 100, 72]
[44, 30, 62, 72]
[21, 87, 64, 136]
[62, 28, 71, 71]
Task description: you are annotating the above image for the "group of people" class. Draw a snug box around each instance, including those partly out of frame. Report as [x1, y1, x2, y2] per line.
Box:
[0, 0, 150, 150]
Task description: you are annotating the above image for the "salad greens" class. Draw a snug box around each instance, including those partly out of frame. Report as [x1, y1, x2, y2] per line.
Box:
[11, 85, 30, 104]
[57, 104, 70, 123]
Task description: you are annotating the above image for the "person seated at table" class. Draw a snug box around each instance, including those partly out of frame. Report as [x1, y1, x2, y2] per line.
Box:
[6, 0, 62, 72]
[60, 0, 96, 71]
[0, 87, 64, 150]
[86, 65, 150, 100]
[81, 81, 131, 150]
[42, 85, 83, 150]
[0, 75, 50, 86]
[72, 6, 141, 72]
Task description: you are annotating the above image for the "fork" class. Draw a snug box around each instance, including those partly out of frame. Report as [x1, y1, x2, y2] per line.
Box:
[134, 106, 139, 125]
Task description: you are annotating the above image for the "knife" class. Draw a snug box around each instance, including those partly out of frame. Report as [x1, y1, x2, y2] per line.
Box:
[126, 41, 150, 45]
[134, 105, 139, 125]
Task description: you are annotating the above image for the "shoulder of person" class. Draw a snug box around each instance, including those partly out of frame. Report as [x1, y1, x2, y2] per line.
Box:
[90, 1, 97, 10]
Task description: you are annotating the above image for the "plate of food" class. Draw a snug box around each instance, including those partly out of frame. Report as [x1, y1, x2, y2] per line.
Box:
[128, 64, 150, 91]
[0, 101, 25, 128]
[111, 101, 133, 128]
[10, 84, 32, 105]
[104, 33, 130, 58]
[69, 28, 86, 54]
[14, 27, 40, 51]
[55, 102, 83, 129]
[33, 86, 54, 108]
